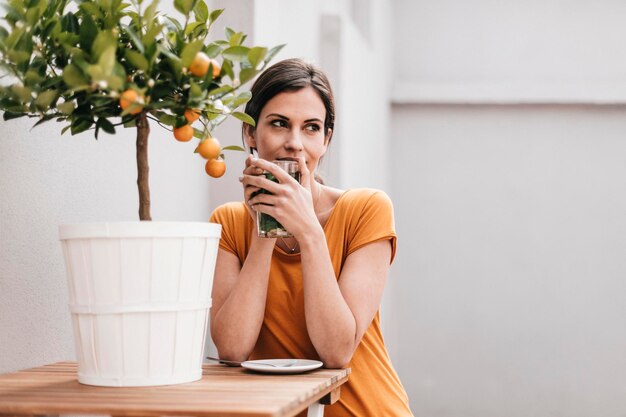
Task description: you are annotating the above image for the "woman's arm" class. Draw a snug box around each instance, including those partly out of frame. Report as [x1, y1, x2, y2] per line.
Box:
[299, 230, 391, 368]
[209, 237, 275, 361]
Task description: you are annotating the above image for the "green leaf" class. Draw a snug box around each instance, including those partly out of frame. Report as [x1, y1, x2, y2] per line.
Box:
[35, 90, 57, 109]
[123, 25, 145, 53]
[232, 111, 255, 126]
[57, 101, 76, 114]
[144, 0, 159, 23]
[6, 50, 31, 65]
[164, 16, 183, 32]
[221, 59, 234, 80]
[143, 23, 163, 48]
[71, 117, 93, 135]
[10, 85, 32, 103]
[33, 114, 58, 128]
[193, 126, 205, 139]
[205, 42, 222, 58]
[3, 111, 27, 121]
[239, 67, 257, 85]
[174, 0, 193, 15]
[62, 63, 88, 88]
[189, 82, 203, 100]
[207, 84, 233, 98]
[126, 50, 149, 71]
[98, 46, 117, 76]
[222, 145, 245, 152]
[79, 2, 104, 19]
[228, 31, 245, 47]
[209, 9, 224, 24]
[24, 70, 45, 86]
[87, 64, 104, 82]
[264, 44, 286, 64]
[61, 12, 79, 34]
[156, 111, 177, 126]
[92, 30, 117, 61]
[248, 47, 267, 69]
[123, 117, 137, 128]
[79, 13, 97, 51]
[233, 91, 252, 107]
[222, 46, 249, 62]
[184, 21, 205, 37]
[180, 40, 204, 68]
[105, 74, 124, 91]
[194, 0, 209, 22]
[96, 117, 116, 134]
[4, 26, 25, 50]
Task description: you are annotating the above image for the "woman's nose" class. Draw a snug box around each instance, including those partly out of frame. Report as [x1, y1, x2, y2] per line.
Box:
[284, 130, 304, 151]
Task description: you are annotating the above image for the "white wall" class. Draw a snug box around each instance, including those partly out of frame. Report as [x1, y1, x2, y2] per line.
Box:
[0, 3, 212, 373]
[1, 0, 395, 375]
[391, 0, 626, 416]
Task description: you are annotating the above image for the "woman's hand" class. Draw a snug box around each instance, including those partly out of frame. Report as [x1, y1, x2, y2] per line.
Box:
[239, 155, 266, 221]
[243, 156, 320, 239]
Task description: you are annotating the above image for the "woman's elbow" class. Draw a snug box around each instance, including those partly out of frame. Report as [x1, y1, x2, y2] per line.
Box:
[320, 351, 353, 369]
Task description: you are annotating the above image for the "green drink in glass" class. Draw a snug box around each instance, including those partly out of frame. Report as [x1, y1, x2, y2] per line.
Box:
[255, 160, 300, 237]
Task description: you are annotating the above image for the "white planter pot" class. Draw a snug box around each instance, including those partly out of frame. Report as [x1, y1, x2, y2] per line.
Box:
[59, 222, 221, 387]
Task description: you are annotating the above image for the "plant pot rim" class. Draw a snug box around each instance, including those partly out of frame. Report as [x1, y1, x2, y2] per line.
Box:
[59, 221, 221, 240]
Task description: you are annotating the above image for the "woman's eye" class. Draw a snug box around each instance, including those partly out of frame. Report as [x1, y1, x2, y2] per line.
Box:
[270, 120, 287, 128]
[305, 124, 321, 132]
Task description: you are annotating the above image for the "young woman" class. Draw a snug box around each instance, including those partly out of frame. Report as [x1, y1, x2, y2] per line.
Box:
[210, 58, 413, 416]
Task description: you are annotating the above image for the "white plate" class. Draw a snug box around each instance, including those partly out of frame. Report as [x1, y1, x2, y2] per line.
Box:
[241, 359, 323, 374]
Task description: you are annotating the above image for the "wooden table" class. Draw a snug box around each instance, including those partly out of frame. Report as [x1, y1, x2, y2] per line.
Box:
[0, 362, 350, 417]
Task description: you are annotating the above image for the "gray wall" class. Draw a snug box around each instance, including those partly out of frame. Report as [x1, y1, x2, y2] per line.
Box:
[390, 1, 626, 416]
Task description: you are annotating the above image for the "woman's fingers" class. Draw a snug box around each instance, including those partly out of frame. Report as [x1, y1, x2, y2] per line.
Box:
[248, 158, 299, 185]
[241, 173, 283, 195]
[297, 156, 311, 190]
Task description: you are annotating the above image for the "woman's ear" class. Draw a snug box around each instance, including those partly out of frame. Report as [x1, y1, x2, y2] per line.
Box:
[243, 124, 257, 150]
[324, 128, 333, 146]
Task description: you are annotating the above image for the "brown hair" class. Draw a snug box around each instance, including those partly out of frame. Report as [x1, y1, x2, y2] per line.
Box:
[243, 58, 335, 146]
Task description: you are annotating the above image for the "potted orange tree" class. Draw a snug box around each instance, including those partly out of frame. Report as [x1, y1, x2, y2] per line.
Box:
[0, 0, 282, 387]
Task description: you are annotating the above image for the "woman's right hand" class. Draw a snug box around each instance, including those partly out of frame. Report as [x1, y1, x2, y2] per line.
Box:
[240, 155, 265, 221]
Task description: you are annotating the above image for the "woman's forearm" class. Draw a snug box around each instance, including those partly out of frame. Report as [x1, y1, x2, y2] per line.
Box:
[211, 238, 274, 361]
[298, 227, 357, 368]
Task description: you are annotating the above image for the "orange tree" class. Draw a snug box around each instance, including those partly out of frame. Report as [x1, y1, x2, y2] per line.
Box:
[0, 0, 283, 220]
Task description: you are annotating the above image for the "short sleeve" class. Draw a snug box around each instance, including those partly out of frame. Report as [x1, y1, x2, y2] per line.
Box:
[209, 202, 249, 263]
[347, 190, 397, 264]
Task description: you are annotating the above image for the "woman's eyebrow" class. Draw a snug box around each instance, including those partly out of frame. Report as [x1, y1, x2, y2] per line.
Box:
[265, 114, 323, 124]
[266, 113, 289, 120]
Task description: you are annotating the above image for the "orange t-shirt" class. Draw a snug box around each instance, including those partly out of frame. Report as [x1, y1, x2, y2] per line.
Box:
[210, 188, 413, 417]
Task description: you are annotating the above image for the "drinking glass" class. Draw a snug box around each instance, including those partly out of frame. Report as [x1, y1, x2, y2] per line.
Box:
[255, 160, 300, 237]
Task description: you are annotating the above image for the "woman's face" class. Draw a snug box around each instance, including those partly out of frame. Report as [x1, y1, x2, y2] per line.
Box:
[245, 86, 331, 174]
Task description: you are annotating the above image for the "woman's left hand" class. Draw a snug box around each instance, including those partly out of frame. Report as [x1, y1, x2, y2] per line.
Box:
[243, 156, 320, 238]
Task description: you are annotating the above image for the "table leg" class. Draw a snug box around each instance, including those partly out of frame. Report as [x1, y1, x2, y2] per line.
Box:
[306, 402, 324, 417]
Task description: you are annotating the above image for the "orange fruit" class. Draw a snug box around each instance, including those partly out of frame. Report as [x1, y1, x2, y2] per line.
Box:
[197, 137, 221, 160]
[119, 89, 144, 115]
[208, 58, 221, 78]
[173, 124, 194, 142]
[189, 52, 210, 77]
[184, 108, 200, 123]
[205, 158, 226, 178]
[189, 52, 221, 78]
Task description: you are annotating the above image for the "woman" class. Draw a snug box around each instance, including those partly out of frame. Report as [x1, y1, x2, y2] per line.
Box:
[210, 58, 413, 416]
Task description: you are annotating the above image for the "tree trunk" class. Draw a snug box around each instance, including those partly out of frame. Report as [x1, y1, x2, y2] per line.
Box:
[136, 112, 151, 221]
